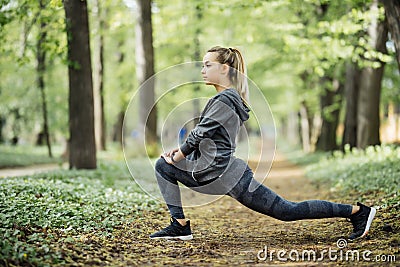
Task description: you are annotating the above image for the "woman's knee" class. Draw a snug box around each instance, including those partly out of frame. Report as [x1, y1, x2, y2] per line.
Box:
[155, 157, 169, 173]
[154, 157, 177, 185]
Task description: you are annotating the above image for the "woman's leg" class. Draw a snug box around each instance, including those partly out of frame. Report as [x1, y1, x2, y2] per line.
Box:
[227, 166, 353, 221]
[154, 157, 204, 219]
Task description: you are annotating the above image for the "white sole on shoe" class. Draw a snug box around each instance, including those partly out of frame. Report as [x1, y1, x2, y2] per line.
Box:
[360, 207, 376, 238]
[150, 234, 193, 241]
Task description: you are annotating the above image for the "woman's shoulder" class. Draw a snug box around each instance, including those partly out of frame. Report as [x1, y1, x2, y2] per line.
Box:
[214, 88, 239, 101]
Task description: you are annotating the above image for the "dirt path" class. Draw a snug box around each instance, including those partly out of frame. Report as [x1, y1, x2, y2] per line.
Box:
[102, 153, 383, 266]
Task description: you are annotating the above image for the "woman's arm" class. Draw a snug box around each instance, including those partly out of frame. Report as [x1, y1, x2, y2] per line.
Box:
[180, 96, 234, 156]
[171, 149, 185, 163]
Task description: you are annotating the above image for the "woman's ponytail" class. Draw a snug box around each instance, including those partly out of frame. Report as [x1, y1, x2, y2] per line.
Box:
[230, 48, 249, 106]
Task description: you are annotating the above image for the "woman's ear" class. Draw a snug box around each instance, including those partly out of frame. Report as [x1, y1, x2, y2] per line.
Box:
[220, 64, 230, 75]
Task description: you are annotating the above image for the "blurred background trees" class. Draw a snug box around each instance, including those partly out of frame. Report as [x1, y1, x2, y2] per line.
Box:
[0, 0, 399, 169]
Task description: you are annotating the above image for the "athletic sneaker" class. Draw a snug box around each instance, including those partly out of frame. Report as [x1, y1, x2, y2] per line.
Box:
[349, 202, 376, 240]
[150, 217, 193, 240]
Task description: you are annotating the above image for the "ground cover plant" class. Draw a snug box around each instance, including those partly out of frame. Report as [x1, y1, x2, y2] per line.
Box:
[0, 145, 62, 168]
[0, 160, 161, 266]
[306, 145, 399, 220]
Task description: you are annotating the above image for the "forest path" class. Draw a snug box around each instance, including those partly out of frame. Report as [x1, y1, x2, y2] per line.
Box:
[109, 152, 370, 266]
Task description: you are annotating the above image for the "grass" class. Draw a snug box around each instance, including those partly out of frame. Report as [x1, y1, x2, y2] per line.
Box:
[0, 142, 129, 168]
[0, 145, 64, 168]
[276, 139, 331, 166]
[282, 143, 400, 241]
[0, 158, 162, 266]
[305, 145, 400, 207]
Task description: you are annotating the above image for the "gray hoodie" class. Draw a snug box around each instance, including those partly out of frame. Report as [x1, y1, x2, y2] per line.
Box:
[178, 88, 250, 182]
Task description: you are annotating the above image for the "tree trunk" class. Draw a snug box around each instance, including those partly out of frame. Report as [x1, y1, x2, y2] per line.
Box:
[113, 111, 125, 145]
[93, 0, 106, 151]
[192, 1, 202, 127]
[63, 0, 97, 169]
[382, 0, 400, 70]
[299, 102, 311, 152]
[112, 40, 125, 147]
[396, 103, 400, 142]
[342, 62, 361, 150]
[357, 0, 388, 149]
[316, 78, 344, 151]
[286, 111, 300, 145]
[136, 0, 157, 149]
[11, 108, 21, 145]
[37, 0, 52, 158]
[0, 116, 5, 144]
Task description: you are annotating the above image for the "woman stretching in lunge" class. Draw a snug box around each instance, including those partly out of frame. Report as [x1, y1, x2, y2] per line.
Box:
[150, 46, 376, 241]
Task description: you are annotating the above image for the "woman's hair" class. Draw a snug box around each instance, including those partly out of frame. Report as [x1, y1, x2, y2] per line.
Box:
[207, 46, 250, 105]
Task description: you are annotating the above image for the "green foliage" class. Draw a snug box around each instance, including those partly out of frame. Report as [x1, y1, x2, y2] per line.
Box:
[306, 145, 400, 208]
[145, 142, 160, 158]
[94, 0, 138, 133]
[0, 0, 68, 144]
[282, 149, 330, 167]
[0, 145, 62, 168]
[381, 46, 400, 106]
[0, 0, 398, 151]
[0, 160, 161, 266]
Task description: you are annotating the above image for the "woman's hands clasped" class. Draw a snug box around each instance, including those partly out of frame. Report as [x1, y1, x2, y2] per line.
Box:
[161, 148, 185, 165]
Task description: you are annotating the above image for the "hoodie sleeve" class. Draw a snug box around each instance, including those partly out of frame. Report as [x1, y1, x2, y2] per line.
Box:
[180, 95, 236, 156]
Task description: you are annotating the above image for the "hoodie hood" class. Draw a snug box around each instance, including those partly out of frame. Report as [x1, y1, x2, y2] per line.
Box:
[218, 88, 250, 123]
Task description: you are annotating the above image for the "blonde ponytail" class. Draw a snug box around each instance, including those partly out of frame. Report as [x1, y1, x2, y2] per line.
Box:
[207, 46, 250, 106]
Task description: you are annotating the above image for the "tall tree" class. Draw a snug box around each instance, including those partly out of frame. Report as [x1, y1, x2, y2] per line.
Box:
[112, 40, 126, 146]
[93, 0, 106, 151]
[299, 101, 312, 152]
[0, 117, 5, 144]
[136, 0, 157, 152]
[37, 0, 52, 157]
[316, 76, 344, 151]
[312, 1, 344, 152]
[382, 0, 400, 70]
[63, 0, 97, 169]
[342, 61, 361, 149]
[192, 0, 202, 127]
[357, 0, 388, 149]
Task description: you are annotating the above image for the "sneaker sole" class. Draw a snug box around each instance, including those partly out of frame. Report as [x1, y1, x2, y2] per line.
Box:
[150, 234, 193, 241]
[360, 207, 376, 238]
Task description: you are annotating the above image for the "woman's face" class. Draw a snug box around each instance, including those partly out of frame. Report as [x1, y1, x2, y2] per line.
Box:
[201, 52, 225, 86]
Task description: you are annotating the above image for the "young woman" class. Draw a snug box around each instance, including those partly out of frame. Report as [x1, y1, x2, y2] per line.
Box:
[150, 46, 376, 241]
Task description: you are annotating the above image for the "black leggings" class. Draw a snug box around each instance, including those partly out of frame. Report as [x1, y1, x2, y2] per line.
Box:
[155, 157, 352, 220]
